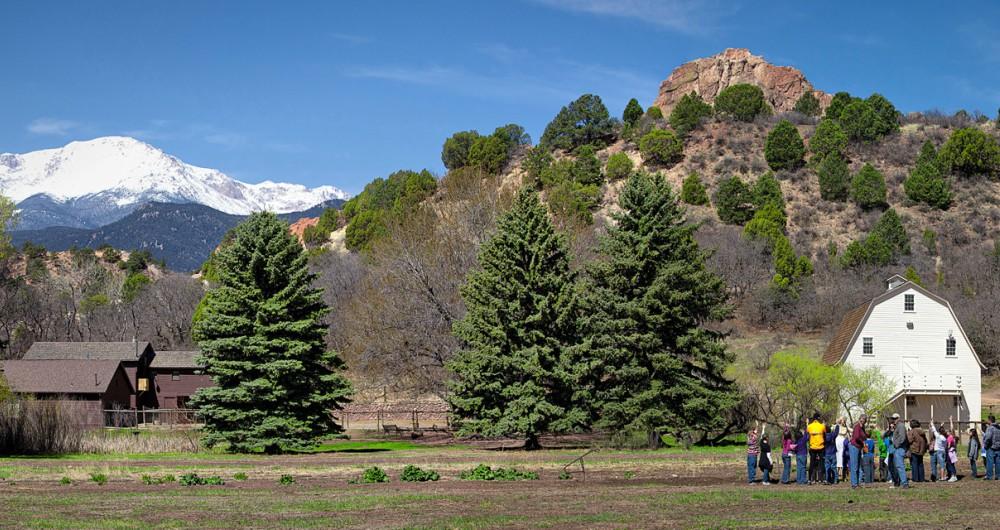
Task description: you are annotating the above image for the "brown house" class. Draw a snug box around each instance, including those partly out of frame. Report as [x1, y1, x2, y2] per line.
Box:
[150, 350, 214, 409]
[23, 342, 158, 408]
[0, 359, 134, 427]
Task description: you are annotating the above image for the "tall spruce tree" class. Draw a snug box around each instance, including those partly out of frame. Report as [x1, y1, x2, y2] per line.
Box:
[447, 189, 583, 449]
[190, 212, 352, 453]
[576, 171, 737, 445]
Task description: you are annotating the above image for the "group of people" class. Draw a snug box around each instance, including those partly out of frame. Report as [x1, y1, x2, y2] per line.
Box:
[746, 413, 1000, 488]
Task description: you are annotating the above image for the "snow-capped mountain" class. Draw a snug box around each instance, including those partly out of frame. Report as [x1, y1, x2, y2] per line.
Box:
[0, 136, 348, 230]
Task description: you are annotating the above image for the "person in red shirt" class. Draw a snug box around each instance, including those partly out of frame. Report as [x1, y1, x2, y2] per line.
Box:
[849, 414, 868, 488]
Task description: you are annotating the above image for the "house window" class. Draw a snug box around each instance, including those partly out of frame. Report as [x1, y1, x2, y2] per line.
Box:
[171, 371, 181, 381]
[946, 337, 956, 357]
[904, 294, 914, 312]
[862, 337, 874, 355]
[906, 396, 917, 407]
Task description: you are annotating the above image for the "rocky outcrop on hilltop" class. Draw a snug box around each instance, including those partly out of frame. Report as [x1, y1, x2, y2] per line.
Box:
[654, 48, 831, 115]
[289, 216, 319, 246]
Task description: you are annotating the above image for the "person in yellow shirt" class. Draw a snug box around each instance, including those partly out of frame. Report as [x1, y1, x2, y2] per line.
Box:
[807, 413, 827, 484]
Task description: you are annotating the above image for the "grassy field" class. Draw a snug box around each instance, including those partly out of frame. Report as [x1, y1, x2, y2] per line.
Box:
[0, 438, 996, 529]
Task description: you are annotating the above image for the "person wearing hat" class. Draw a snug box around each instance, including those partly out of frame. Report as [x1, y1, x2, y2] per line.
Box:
[890, 413, 910, 489]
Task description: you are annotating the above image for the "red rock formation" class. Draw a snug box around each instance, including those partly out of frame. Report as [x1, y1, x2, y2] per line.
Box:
[288, 217, 319, 246]
[654, 48, 831, 116]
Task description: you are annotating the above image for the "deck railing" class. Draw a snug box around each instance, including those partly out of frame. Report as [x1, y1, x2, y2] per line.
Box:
[102, 408, 203, 428]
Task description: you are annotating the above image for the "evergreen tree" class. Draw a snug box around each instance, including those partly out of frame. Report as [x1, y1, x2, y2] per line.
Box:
[793, 92, 821, 116]
[809, 118, 848, 162]
[441, 130, 481, 170]
[817, 153, 850, 201]
[714, 176, 754, 224]
[575, 171, 736, 443]
[938, 127, 1000, 177]
[870, 208, 910, 256]
[840, 100, 881, 143]
[468, 134, 509, 175]
[764, 120, 806, 170]
[865, 93, 900, 137]
[190, 212, 352, 453]
[623, 98, 643, 127]
[680, 172, 710, 206]
[639, 129, 683, 166]
[714, 84, 769, 122]
[752, 171, 785, 213]
[669, 92, 713, 138]
[904, 142, 951, 209]
[904, 266, 923, 286]
[448, 189, 583, 449]
[540, 94, 617, 151]
[571, 145, 604, 186]
[605, 152, 634, 181]
[825, 91, 857, 121]
[851, 163, 888, 209]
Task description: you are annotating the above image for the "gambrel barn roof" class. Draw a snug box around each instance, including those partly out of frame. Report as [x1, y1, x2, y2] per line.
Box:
[822, 278, 984, 368]
[23, 341, 153, 362]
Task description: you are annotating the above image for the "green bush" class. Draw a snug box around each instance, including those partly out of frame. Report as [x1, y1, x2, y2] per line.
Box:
[870, 208, 910, 256]
[278, 474, 296, 485]
[571, 145, 604, 186]
[59, 476, 72, 485]
[233, 472, 248, 481]
[459, 464, 539, 481]
[817, 153, 850, 201]
[714, 84, 769, 122]
[840, 208, 910, 268]
[743, 204, 786, 248]
[922, 229, 937, 255]
[680, 172, 709, 205]
[141, 474, 175, 485]
[342, 169, 437, 251]
[558, 471, 573, 480]
[793, 92, 821, 116]
[764, 120, 806, 170]
[97, 244, 121, 264]
[865, 93, 900, 137]
[840, 100, 881, 143]
[523, 147, 554, 188]
[851, 163, 887, 209]
[772, 235, 813, 290]
[623, 98, 643, 127]
[400, 465, 440, 482]
[540, 94, 616, 151]
[179, 473, 224, 486]
[441, 130, 481, 170]
[468, 134, 509, 175]
[639, 129, 683, 165]
[751, 171, 785, 212]
[904, 142, 951, 209]
[349, 466, 389, 484]
[713, 176, 754, 224]
[605, 152, 634, 180]
[546, 180, 600, 225]
[89, 473, 108, 486]
[669, 92, 713, 137]
[809, 118, 848, 161]
[824, 92, 857, 121]
[645, 106, 663, 120]
[938, 127, 1000, 177]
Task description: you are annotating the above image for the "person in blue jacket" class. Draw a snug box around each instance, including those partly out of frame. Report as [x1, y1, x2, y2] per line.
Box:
[823, 420, 841, 484]
[795, 428, 809, 484]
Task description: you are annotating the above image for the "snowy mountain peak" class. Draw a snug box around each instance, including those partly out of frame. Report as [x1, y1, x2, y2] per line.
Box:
[0, 136, 349, 223]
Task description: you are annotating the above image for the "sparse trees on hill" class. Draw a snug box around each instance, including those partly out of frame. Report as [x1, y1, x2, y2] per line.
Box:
[850, 163, 888, 209]
[574, 171, 736, 444]
[623, 98, 643, 128]
[793, 92, 821, 117]
[809, 118, 848, 162]
[764, 120, 805, 170]
[938, 127, 1000, 178]
[441, 130, 481, 171]
[190, 212, 352, 453]
[669, 92, 713, 138]
[681, 172, 709, 205]
[827, 92, 899, 143]
[448, 189, 583, 450]
[714, 176, 755, 224]
[840, 208, 910, 268]
[540, 94, 617, 151]
[714, 84, 769, 122]
[468, 134, 509, 175]
[639, 129, 683, 166]
[817, 153, 850, 201]
[904, 141, 952, 209]
[825, 92, 855, 121]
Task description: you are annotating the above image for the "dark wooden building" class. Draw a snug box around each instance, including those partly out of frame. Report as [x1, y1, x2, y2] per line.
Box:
[23, 342, 158, 408]
[150, 350, 213, 409]
[0, 359, 133, 427]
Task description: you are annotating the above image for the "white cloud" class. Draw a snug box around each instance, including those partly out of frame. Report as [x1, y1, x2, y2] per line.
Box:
[27, 118, 80, 136]
[531, 0, 728, 34]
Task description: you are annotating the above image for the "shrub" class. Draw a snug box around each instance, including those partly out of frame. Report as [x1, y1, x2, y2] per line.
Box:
[743, 204, 786, 248]
[605, 152, 634, 180]
[866, 93, 900, 137]
[714, 176, 755, 224]
[764, 120, 806, 170]
[59, 476, 72, 485]
[680, 172, 709, 206]
[870, 208, 910, 256]
[922, 229, 937, 255]
[278, 474, 296, 485]
[468, 135, 509, 175]
[793, 92, 821, 116]
[459, 464, 539, 481]
[772, 235, 813, 290]
[645, 106, 663, 120]
[441, 130, 481, 170]
[233, 472, 248, 481]
[492, 123, 531, 154]
[751, 171, 785, 213]
[938, 127, 1000, 177]
[540, 94, 617, 151]
[523, 147, 554, 188]
[809, 118, 848, 161]
[714, 84, 769, 122]
[0, 400, 83, 454]
[623, 98, 643, 127]
[179, 473, 224, 486]
[825, 91, 857, 121]
[840, 208, 910, 267]
[639, 129, 683, 165]
[571, 145, 604, 186]
[669, 92, 713, 137]
[904, 143, 952, 209]
[817, 153, 850, 201]
[89, 473, 108, 486]
[546, 180, 600, 225]
[904, 265, 923, 286]
[851, 163, 888, 209]
[141, 474, 175, 485]
[349, 466, 389, 484]
[840, 100, 881, 143]
[558, 471, 573, 480]
[98, 245, 122, 264]
[400, 465, 440, 482]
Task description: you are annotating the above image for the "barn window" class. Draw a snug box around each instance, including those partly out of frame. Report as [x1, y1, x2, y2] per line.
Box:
[946, 337, 956, 357]
[171, 371, 181, 381]
[904, 294, 915, 312]
[863, 337, 874, 355]
[906, 396, 917, 407]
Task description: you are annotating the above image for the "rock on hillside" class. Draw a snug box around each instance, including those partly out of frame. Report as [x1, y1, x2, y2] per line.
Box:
[289, 217, 319, 246]
[654, 48, 831, 115]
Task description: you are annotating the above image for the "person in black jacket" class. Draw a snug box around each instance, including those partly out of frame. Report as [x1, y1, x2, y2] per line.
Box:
[758, 433, 774, 484]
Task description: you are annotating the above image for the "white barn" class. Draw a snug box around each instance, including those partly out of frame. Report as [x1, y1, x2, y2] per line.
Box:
[824, 275, 984, 424]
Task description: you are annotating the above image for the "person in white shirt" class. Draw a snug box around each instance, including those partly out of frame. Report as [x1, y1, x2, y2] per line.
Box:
[929, 420, 948, 482]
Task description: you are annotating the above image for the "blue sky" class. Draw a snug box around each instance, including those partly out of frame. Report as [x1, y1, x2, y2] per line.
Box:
[3, 1, 999, 194]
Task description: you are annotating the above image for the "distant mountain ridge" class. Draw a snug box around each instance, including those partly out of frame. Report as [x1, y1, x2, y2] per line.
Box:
[10, 199, 344, 272]
[1, 136, 349, 230]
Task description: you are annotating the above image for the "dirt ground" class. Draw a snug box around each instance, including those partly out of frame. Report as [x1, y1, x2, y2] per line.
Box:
[1, 443, 997, 529]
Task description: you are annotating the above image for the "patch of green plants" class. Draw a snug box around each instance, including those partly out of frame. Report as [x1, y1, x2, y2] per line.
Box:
[278, 474, 296, 485]
[179, 473, 224, 486]
[558, 471, 573, 480]
[400, 464, 440, 482]
[349, 466, 389, 484]
[89, 472, 108, 486]
[623, 471, 636, 480]
[141, 474, 175, 485]
[459, 464, 539, 481]
[59, 476, 72, 485]
[233, 472, 248, 481]
[0, 467, 12, 480]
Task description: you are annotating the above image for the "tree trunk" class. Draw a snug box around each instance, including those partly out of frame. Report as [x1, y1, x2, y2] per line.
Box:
[263, 443, 282, 455]
[524, 434, 541, 451]
[647, 429, 662, 449]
